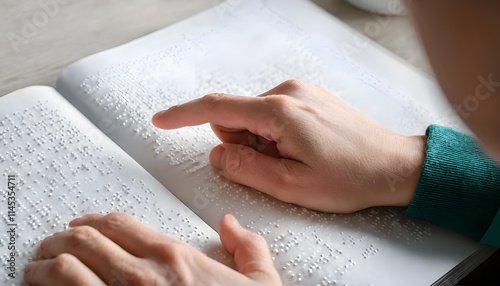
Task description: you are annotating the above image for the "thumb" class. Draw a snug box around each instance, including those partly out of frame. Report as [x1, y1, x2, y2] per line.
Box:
[209, 143, 304, 204]
[219, 214, 281, 284]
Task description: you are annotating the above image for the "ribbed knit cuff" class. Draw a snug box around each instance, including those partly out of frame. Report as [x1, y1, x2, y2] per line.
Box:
[406, 125, 500, 241]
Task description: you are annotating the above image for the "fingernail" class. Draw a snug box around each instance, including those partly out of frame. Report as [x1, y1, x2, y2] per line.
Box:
[225, 214, 240, 226]
[24, 262, 34, 278]
[69, 217, 83, 227]
[152, 110, 166, 121]
[210, 145, 225, 171]
[40, 236, 52, 258]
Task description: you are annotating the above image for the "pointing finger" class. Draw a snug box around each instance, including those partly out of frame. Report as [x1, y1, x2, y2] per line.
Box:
[152, 93, 287, 142]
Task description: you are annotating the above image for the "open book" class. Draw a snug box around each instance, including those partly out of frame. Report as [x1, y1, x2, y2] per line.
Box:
[1, 0, 488, 285]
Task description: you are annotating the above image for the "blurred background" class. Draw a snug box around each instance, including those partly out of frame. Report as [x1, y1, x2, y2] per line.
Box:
[0, 0, 430, 97]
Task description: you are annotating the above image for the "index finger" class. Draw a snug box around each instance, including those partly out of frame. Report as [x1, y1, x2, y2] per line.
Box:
[152, 93, 284, 141]
[69, 213, 180, 258]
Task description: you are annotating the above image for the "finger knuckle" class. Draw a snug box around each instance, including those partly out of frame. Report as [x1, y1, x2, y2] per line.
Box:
[275, 165, 295, 186]
[151, 243, 192, 284]
[200, 93, 229, 112]
[67, 226, 99, 248]
[241, 232, 269, 250]
[271, 163, 301, 203]
[100, 213, 132, 235]
[152, 241, 191, 265]
[116, 267, 159, 286]
[49, 253, 77, 275]
[135, 274, 162, 286]
[249, 232, 268, 247]
[166, 104, 182, 114]
[160, 243, 190, 262]
[224, 146, 244, 176]
[278, 79, 306, 91]
[264, 94, 292, 114]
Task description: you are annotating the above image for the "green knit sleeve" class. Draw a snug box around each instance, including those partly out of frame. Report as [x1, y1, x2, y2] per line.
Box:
[406, 125, 500, 247]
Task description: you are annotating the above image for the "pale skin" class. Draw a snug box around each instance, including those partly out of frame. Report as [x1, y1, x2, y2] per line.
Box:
[24, 213, 281, 286]
[153, 80, 426, 213]
[25, 1, 500, 285]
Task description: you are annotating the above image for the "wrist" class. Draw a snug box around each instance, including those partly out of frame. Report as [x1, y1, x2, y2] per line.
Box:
[381, 134, 427, 207]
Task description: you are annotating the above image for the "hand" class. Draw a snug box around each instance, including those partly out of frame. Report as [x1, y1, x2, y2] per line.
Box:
[152, 80, 427, 213]
[24, 213, 281, 286]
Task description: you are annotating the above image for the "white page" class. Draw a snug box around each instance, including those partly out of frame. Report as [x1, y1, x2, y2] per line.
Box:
[56, 0, 480, 285]
[0, 87, 231, 285]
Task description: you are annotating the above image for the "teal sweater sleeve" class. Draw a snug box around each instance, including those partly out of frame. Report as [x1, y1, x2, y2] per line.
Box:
[406, 125, 500, 247]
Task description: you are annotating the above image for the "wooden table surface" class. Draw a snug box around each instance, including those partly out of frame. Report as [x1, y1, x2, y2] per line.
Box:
[0, 0, 431, 97]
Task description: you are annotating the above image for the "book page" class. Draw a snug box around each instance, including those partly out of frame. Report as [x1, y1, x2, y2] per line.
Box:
[0, 87, 231, 285]
[56, 0, 479, 285]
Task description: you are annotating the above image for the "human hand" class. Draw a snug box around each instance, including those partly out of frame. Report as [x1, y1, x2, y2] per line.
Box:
[24, 213, 281, 286]
[152, 80, 426, 213]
